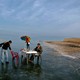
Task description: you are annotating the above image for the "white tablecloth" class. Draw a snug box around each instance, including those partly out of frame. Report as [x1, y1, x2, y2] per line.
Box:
[21, 50, 37, 54]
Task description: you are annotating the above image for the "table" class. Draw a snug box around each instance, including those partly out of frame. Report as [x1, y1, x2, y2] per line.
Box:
[20, 49, 38, 64]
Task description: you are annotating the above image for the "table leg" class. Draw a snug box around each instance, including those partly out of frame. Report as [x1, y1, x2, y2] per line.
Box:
[27, 54, 30, 64]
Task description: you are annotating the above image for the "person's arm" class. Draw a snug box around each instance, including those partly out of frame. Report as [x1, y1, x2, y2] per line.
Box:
[8, 43, 12, 50]
[40, 46, 43, 53]
[9, 46, 11, 50]
[37, 46, 43, 53]
[0, 43, 4, 47]
[34, 47, 37, 51]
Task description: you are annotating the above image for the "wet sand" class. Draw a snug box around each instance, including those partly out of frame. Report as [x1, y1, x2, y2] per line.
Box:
[44, 40, 80, 59]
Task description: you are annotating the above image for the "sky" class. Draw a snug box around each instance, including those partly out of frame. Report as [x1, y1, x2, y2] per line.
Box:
[0, 0, 80, 38]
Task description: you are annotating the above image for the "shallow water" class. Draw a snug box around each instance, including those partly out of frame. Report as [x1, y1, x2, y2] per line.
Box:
[0, 44, 80, 80]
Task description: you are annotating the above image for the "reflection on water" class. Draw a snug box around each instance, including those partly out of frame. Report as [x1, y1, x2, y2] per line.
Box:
[1, 63, 9, 73]
[10, 62, 42, 80]
[0, 63, 11, 80]
[20, 62, 42, 75]
[1, 46, 80, 80]
[0, 58, 42, 80]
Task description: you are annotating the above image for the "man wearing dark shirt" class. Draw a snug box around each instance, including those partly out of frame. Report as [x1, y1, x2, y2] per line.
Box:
[30, 43, 43, 63]
[34, 43, 43, 63]
[1, 40, 12, 64]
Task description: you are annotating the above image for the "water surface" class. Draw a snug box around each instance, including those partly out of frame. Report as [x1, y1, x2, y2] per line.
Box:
[0, 45, 80, 80]
[0, 34, 80, 80]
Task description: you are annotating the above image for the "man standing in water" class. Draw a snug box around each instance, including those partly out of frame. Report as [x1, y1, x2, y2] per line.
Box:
[30, 43, 43, 63]
[0, 40, 12, 64]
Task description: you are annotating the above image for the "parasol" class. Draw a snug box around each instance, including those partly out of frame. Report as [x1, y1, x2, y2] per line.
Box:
[21, 36, 26, 41]
[20, 36, 31, 41]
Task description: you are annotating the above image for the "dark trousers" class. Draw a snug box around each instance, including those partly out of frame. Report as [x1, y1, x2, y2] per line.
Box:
[26, 43, 30, 50]
[30, 54, 41, 63]
[30, 54, 34, 61]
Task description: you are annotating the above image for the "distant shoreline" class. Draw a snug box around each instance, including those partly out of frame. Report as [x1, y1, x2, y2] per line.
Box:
[44, 38, 80, 59]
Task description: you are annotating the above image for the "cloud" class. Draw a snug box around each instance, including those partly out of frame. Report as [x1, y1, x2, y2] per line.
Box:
[0, 0, 80, 37]
[0, 0, 79, 22]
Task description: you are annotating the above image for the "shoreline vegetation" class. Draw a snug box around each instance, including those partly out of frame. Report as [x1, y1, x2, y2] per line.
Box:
[44, 38, 80, 59]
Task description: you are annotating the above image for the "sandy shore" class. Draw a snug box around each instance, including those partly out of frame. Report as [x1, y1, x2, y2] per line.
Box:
[44, 39, 80, 59]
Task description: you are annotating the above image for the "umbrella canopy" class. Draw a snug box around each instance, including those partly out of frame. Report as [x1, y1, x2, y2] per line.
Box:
[21, 36, 26, 41]
[20, 36, 31, 41]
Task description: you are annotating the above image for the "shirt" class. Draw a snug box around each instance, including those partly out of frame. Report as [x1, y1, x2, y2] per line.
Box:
[2, 42, 11, 50]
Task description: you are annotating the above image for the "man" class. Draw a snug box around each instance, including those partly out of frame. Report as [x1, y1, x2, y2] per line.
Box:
[30, 43, 43, 63]
[26, 36, 31, 50]
[0, 40, 12, 64]
[34, 43, 43, 63]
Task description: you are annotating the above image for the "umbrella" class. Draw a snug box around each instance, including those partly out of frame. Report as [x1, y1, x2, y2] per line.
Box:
[20, 36, 31, 41]
[21, 36, 26, 41]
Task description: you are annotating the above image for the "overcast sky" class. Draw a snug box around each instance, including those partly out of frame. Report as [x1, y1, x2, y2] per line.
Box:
[0, 0, 80, 38]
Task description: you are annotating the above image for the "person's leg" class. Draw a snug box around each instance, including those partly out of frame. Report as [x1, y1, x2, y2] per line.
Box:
[30, 54, 34, 61]
[5, 50, 9, 63]
[1, 49, 5, 64]
[16, 54, 19, 65]
[37, 54, 41, 63]
[21, 55, 23, 63]
[28, 44, 30, 50]
[27, 43, 28, 49]
[37, 56, 39, 63]
[27, 43, 30, 50]
[28, 43, 30, 50]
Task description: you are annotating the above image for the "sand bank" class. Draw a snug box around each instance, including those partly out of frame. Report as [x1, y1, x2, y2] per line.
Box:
[44, 39, 80, 59]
